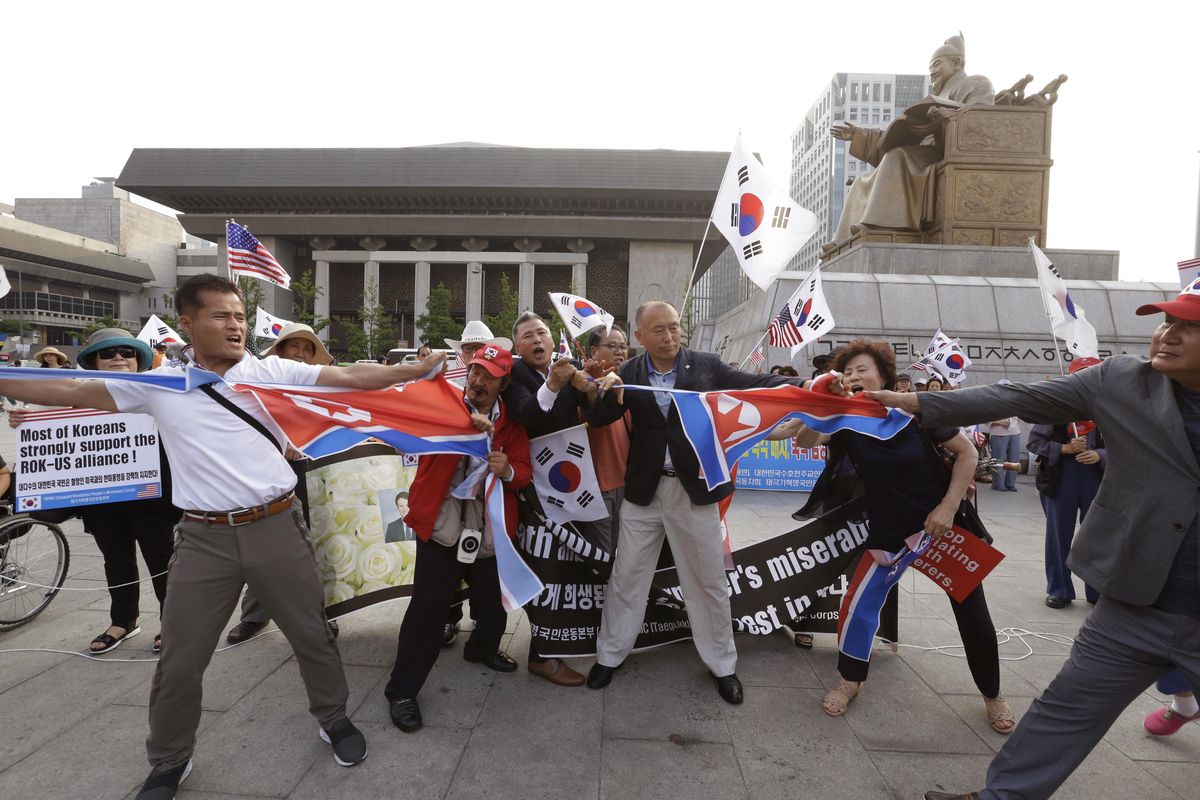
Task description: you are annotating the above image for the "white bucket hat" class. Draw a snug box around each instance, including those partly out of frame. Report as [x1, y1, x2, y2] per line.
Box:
[444, 320, 512, 353]
[262, 322, 335, 365]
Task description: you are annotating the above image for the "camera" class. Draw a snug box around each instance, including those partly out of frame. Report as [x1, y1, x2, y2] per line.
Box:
[457, 528, 482, 564]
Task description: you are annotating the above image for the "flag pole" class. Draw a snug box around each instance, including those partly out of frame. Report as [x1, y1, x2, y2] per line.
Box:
[738, 330, 769, 369]
[1029, 238, 1079, 436]
[681, 219, 713, 323]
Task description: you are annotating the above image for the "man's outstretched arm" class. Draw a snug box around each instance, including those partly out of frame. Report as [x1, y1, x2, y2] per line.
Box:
[317, 353, 447, 390]
[0, 378, 117, 412]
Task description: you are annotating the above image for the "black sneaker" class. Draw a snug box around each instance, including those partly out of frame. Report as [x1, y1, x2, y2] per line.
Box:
[441, 623, 457, 647]
[135, 759, 192, 799]
[319, 718, 367, 766]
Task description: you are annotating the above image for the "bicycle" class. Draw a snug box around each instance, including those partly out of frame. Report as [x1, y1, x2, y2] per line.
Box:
[0, 503, 71, 629]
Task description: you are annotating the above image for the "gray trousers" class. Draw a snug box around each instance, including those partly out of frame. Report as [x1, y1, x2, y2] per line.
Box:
[147, 501, 349, 770]
[596, 476, 736, 677]
[981, 597, 1200, 799]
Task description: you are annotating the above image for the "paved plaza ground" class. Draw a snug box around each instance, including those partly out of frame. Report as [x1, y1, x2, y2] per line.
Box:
[1, 415, 1196, 798]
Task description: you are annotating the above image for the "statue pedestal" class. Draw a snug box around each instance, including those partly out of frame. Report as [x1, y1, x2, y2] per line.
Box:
[819, 242, 1118, 282]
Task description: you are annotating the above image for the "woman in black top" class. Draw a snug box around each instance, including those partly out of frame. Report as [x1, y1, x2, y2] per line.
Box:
[11, 330, 180, 653]
[787, 340, 1012, 733]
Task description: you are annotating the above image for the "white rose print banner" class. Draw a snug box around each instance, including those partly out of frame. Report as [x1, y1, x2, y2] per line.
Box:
[304, 444, 422, 615]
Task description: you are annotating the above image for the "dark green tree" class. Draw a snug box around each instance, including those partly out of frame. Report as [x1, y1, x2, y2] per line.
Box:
[290, 269, 331, 334]
[414, 283, 461, 348]
[160, 289, 181, 330]
[484, 271, 521, 344]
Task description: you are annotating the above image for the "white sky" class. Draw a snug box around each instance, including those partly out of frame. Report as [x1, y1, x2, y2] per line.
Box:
[4, 1, 1197, 283]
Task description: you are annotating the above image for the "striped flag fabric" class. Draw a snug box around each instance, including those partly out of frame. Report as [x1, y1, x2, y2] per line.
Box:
[748, 344, 766, 367]
[485, 473, 545, 611]
[1178, 256, 1200, 291]
[767, 302, 803, 348]
[444, 352, 469, 385]
[227, 221, 291, 289]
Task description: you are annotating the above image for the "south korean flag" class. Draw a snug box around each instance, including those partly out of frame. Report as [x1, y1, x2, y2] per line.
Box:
[711, 133, 820, 291]
[783, 267, 835, 356]
[924, 338, 972, 386]
[254, 307, 294, 339]
[136, 314, 185, 347]
[550, 292, 614, 340]
[529, 424, 606, 527]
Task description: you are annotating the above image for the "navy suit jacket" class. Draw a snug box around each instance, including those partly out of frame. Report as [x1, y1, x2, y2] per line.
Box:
[589, 349, 801, 507]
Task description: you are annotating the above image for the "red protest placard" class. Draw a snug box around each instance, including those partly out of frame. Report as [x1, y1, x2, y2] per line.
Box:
[911, 526, 1005, 602]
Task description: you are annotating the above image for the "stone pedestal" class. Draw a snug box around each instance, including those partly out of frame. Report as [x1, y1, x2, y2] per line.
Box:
[820, 242, 1118, 282]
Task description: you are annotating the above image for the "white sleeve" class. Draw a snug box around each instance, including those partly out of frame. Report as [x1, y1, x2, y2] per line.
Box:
[536, 381, 558, 412]
[261, 356, 323, 386]
[104, 375, 163, 414]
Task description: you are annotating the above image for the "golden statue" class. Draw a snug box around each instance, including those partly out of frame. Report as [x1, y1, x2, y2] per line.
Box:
[825, 33, 995, 249]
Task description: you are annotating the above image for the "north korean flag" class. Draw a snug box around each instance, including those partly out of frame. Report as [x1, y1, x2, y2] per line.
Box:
[668, 384, 912, 490]
[230, 374, 489, 460]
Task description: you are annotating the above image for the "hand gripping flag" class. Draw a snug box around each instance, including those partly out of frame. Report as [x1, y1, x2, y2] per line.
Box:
[711, 134, 820, 290]
[227, 374, 489, 461]
[666, 383, 912, 490]
[484, 473, 544, 611]
[780, 269, 834, 356]
[137, 314, 185, 347]
[254, 307, 294, 339]
[1030, 239, 1099, 359]
[529, 425, 606, 526]
[550, 292, 614, 339]
[227, 221, 291, 289]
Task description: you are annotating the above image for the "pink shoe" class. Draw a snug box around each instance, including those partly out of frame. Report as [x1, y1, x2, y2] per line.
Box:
[1144, 706, 1200, 736]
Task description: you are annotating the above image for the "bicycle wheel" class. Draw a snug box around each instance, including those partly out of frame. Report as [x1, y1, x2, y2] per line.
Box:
[0, 516, 71, 629]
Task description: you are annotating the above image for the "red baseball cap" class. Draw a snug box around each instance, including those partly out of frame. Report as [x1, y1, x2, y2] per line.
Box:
[467, 344, 513, 378]
[1067, 356, 1101, 374]
[1136, 279, 1200, 321]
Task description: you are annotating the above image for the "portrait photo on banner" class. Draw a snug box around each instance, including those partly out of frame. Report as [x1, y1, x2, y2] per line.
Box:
[303, 444, 420, 616]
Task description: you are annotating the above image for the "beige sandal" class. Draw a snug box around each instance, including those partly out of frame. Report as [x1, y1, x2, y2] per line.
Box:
[985, 695, 1015, 734]
[821, 679, 861, 717]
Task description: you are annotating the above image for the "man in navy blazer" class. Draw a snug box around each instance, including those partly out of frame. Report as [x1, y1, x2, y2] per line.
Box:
[585, 300, 802, 704]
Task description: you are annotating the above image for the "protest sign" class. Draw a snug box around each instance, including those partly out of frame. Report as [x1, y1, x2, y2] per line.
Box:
[520, 494, 899, 657]
[14, 408, 162, 511]
[735, 438, 828, 492]
[911, 526, 1005, 602]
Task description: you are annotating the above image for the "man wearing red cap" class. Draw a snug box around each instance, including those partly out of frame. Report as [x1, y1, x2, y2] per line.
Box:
[383, 344, 532, 734]
[866, 285, 1200, 800]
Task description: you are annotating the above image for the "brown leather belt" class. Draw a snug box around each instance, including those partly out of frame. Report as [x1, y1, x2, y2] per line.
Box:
[183, 492, 295, 527]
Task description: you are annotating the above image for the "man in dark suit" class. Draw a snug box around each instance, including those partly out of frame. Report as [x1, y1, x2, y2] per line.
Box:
[869, 284, 1200, 800]
[585, 300, 802, 704]
[502, 311, 602, 687]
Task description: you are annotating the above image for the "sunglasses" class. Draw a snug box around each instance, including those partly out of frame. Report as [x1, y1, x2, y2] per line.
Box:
[96, 346, 139, 360]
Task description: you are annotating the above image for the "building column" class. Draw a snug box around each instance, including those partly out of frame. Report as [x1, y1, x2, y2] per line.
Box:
[567, 238, 594, 296]
[308, 237, 335, 342]
[410, 237, 436, 344]
[514, 238, 541, 312]
[359, 237, 385, 308]
[462, 238, 488, 321]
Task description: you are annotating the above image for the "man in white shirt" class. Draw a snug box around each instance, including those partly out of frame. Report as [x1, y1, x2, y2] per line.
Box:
[0, 274, 445, 800]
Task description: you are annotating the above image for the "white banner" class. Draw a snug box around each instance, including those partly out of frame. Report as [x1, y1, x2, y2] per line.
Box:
[529, 425, 605, 526]
[14, 408, 162, 511]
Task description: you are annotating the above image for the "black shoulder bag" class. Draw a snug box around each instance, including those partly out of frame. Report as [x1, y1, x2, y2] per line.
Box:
[917, 428, 994, 544]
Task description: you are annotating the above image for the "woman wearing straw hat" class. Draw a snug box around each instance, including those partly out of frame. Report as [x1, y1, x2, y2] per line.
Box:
[262, 322, 335, 366]
[33, 346, 72, 369]
[13, 329, 180, 653]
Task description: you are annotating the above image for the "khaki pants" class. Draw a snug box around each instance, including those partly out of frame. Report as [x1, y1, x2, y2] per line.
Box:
[146, 501, 348, 769]
[595, 476, 736, 677]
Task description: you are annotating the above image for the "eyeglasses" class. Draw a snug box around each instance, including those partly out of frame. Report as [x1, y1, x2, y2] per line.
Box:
[96, 346, 138, 360]
[596, 343, 628, 352]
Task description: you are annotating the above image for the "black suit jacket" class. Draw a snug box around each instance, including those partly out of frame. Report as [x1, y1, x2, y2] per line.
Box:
[589, 349, 800, 507]
[502, 358, 590, 439]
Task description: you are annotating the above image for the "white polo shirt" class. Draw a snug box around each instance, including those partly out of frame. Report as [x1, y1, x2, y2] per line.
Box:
[106, 353, 322, 512]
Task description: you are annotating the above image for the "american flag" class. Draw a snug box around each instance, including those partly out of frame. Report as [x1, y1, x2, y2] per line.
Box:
[748, 344, 765, 367]
[1180, 257, 1200, 270]
[227, 221, 291, 289]
[767, 302, 803, 348]
[445, 353, 469, 384]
